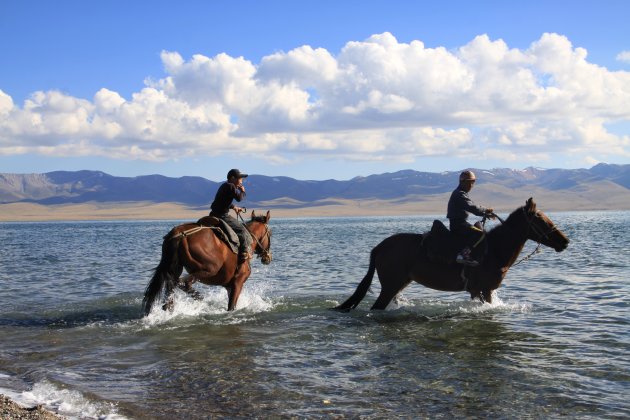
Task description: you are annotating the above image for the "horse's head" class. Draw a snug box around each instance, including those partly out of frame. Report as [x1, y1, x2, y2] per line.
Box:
[248, 210, 273, 264]
[522, 198, 569, 252]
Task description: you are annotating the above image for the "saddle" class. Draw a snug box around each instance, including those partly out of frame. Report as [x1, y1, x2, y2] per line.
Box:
[196, 216, 240, 254]
[421, 220, 486, 265]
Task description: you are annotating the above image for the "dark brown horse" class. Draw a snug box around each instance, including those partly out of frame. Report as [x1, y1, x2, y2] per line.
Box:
[143, 210, 272, 315]
[335, 198, 569, 311]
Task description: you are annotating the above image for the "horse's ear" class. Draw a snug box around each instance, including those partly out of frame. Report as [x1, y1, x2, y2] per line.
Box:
[525, 197, 536, 213]
[265, 210, 271, 223]
[251, 210, 256, 219]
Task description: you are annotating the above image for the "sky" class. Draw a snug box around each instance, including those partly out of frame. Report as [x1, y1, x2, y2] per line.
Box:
[1, 0, 629, 181]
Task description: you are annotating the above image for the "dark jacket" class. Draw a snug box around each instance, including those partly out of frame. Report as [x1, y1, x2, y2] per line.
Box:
[210, 182, 246, 216]
[447, 186, 486, 231]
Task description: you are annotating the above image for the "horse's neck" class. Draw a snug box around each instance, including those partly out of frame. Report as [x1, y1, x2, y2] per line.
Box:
[487, 215, 528, 269]
[245, 221, 263, 243]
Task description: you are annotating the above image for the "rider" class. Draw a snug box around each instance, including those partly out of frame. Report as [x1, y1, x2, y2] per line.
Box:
[210, 168, 253, 264]
[447, 170, 494, 266]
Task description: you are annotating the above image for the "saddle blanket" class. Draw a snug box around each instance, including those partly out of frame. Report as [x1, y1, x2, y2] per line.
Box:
[196, 216, 240, 254]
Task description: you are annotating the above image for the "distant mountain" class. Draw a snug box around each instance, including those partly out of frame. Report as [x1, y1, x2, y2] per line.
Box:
[1, 163, 629, 209]
[0, 171, 218, 205]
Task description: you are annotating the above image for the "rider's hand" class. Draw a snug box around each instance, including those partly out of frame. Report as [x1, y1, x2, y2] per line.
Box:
[234, 206, 244, 213]
[486, 208, 496, 219]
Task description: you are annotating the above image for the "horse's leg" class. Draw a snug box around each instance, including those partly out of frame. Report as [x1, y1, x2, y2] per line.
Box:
[162, 294, 175, 312]
[481, 289, 493, 304]
[371, 264, 410, 310]
[178, 274, 203, 301]
[226, 281, 245, 311]
[371, 289, 398, 310]
[226, 268, 250, 311]
[470, 289, 482, 302]
[162, 276, 179, 313]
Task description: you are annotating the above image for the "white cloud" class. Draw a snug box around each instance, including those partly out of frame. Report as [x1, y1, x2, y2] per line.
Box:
[0, 90, 14, 116]
[0, 32, 629, 165]
[616, 51, 630, 64]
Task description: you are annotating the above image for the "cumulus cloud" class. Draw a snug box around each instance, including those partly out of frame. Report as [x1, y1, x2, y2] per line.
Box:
[617, 51, 630, 64]
[1, 32, 629, 164]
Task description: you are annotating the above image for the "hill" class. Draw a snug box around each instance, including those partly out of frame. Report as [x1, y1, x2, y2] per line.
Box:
[1, 163, 629, 220]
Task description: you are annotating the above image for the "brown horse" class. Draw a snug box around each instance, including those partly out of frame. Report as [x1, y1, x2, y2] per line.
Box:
[142, 210, 272, 315]
[335, 198, 569, 311]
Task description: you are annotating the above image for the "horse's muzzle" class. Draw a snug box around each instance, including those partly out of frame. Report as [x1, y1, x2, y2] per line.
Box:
[555, 239, 569, 252]
[261, 250, 273, 265]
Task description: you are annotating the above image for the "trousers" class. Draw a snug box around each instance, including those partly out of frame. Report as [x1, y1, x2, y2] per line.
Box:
[211, 213, 252, 254]
[450, 222, 484, 249]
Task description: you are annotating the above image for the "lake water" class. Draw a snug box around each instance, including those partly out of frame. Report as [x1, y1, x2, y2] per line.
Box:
[0, 211, 628, 419]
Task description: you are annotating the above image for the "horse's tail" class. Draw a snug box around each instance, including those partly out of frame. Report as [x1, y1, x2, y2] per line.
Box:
[333, 248, 377, 311]
[142, 232, 182, 316]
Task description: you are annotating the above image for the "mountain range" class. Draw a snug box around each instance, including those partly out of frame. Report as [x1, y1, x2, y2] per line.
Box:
[1, 163, 629, 218]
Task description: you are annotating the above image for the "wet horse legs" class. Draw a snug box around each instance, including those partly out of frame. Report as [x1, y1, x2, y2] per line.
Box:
[178, 274, 203, 300]
[226, 281, 244, 311]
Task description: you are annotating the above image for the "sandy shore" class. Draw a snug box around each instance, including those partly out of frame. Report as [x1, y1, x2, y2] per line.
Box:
[0, 395, 63, 419]
[0, 190, 628, 222]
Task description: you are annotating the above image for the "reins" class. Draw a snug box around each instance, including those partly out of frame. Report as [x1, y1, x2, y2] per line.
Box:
[237, 211, 272, 259]
[511, 243, 542, 267]
[168, 212, 271, 260]
[483, 208, 556, 267]
[511, 208, 557, 267]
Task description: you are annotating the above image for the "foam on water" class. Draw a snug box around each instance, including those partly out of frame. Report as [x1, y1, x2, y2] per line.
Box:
[387, 291, 532, 318]
[140, 278, 276, 328]
[1, 213, 628, 418]
[1, 380, 126, 420]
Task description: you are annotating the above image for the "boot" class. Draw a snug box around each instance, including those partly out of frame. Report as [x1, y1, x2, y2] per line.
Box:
[238, 249, 251, 264]
[456, 247, 479, 267]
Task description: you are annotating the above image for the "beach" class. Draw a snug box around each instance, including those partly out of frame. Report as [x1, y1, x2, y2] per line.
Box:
[0, 395, 63, 419]
[1, 186, 629, 222]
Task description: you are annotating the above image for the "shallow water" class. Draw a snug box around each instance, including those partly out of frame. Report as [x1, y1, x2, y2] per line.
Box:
[0, 212, 628, 418]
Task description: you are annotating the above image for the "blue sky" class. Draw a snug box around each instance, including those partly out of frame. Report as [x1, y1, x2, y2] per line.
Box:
[1, 0, 629, 181]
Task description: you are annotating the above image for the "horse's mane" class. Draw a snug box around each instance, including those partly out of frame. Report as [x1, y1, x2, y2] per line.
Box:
[487, 204, 526, 238]
[248, 215, 268, 224]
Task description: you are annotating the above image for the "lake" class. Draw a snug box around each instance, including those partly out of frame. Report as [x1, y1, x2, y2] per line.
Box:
[0, 211, 629, 418]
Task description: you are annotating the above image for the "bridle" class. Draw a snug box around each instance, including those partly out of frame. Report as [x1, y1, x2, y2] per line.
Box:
[249, 222, 272, 260]
[523, 208, 560, 244]
[481, 207, 560, 267]
[239, 213, 272, 261]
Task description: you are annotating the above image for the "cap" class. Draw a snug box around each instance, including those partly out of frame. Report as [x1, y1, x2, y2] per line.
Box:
[459, 170, 476, 182]
[227, 169, 248, 180]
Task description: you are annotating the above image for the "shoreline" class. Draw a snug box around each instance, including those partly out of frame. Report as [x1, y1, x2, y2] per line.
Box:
[0, 197, 628, 222]
[0, 394, 63, 419]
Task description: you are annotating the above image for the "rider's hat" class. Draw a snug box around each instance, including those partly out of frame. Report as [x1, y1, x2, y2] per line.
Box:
[228, 169, 249, 179]
[459, 170, 476, 182]
[227, 169, 248, 180]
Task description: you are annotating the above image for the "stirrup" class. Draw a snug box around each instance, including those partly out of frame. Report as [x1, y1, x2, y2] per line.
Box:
[238, 251, 251, 263]
[456, 254, 479, 267]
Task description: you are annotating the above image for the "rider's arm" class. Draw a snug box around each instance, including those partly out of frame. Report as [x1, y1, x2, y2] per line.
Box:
[460, 191, 487, 217]
[230, 183, 246, 202]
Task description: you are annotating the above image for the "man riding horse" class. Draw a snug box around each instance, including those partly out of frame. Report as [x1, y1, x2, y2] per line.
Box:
[447, 170, 495, 266]
[210, 169, 253, 265]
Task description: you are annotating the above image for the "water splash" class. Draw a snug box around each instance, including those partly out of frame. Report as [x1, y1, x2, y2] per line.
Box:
[140, 278, 276, 327]
[386, 291, 532, 318]
[1, 380, 126, 420]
